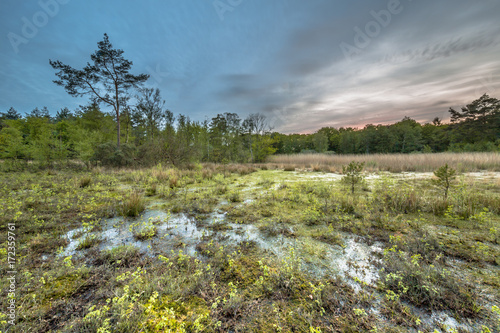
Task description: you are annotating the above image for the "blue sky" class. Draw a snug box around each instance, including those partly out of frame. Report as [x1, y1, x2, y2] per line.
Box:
[1, 0, 499, 133]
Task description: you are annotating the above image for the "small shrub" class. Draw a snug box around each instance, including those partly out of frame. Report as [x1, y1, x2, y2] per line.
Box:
[303, 207, 322, 226]
[169, 176, 179, 188]
[433, 164, 457, 199]
[93, 141, 136, 167]
[341, 161, 365, 194]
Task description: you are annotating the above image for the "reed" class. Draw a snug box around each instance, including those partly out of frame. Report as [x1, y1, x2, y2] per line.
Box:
[268, 152, 500, 172]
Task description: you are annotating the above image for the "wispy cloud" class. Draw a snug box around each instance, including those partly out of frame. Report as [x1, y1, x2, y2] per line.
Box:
[1, 0, 499, 133]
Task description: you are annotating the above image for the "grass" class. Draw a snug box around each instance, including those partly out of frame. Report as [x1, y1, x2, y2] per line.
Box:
[1, 162, 499, 332]
[121, 191, 146, 217]
[77, 174, 92, 188]
[76, 234, 102, 250]
[269, 152, 500, 172]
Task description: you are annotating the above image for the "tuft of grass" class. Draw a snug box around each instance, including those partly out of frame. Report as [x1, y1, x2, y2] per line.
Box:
[150, 166, 170, 182]
[145, 183, 157, 196]
[169, 176, 179, 188]
[100, 245, 141, 266]
[121, 191, 146, 217]
[228, 191, 242, 203]
[213, 184, 228, 195]
[76, 234, 102, 250]
[258, 221, 295, 237]
[207, 221, 233, 231]
[312, 231, 344, 247]
[77, 175, 92, 188]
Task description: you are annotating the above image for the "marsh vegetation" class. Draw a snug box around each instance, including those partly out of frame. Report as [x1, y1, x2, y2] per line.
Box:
[0, 160, 499, 332]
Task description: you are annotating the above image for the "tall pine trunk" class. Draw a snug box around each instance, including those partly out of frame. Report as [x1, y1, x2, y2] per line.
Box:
[116, 108, 121, 148]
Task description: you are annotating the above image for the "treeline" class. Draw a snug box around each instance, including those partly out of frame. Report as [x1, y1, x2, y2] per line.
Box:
[273, 94, 499, 155]
[0, 92, 277, 168]
[0, 94, 498, 168]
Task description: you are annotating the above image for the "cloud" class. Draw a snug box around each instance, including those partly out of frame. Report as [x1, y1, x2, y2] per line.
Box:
[1, 0, 499, 134]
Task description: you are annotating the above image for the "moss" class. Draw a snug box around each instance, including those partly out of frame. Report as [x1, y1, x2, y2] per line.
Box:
[100, 245, 141, 266]
[2, 167, 500, 332]
[42, 273, 88, 300]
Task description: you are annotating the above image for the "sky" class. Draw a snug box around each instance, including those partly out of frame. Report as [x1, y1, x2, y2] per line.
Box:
[1, 0, 499, 133]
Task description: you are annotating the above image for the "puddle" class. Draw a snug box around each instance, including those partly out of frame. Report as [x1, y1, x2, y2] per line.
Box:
[61, 227, 85, 257]
[465, 172, 500, 181]
[247, 234, 382, 289]
[61, 205, 383, 291]
[57, 171, 500, 331]
[415, 310, 478, 333]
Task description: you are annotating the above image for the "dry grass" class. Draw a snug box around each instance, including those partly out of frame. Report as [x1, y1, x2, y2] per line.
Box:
[268, 153, 500, 172]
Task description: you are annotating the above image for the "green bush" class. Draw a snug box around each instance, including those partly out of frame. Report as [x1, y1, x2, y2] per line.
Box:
[341, 161, 365, 194]
[433, 164, 457, 199]
[92, 141, 136, 167]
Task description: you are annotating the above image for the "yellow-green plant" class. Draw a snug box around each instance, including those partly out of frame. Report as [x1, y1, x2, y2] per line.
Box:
[341, 161, 365, 194]
[433, 164, 457, 199]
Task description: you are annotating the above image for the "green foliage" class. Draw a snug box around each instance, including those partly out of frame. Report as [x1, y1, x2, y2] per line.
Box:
[433, 164, 457, 199]
[380, 237, 481, 318]
[130, 221, 157, 240]
[341, 161, 365, 194]
[50, 33, 149, 148]
[449, 94, 500, 144]
[0, 123, 24, 159]
[2, 95, 499, 167]
[93, 141, 136, 167]
[1, 167, 499, 332]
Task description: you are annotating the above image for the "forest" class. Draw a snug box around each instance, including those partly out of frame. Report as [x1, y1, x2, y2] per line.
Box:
[0, 93, 499, 170]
